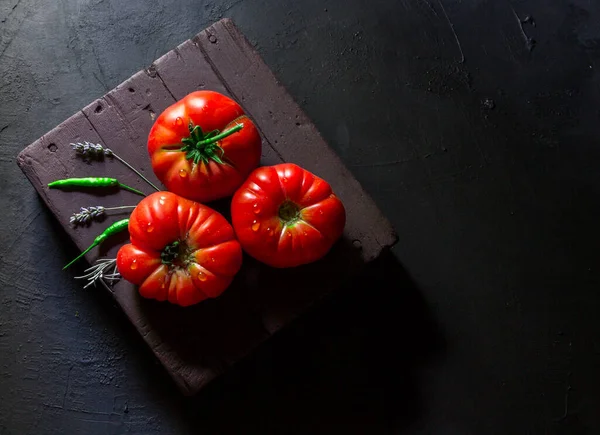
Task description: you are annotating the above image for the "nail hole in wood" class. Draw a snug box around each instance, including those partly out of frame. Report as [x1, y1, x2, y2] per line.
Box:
[208, 34, 217, 43]
[128, 87, 135, 93]
[95, 105, 103, 113]
[146, 65, 157, 78]
[47, 143, 57, 152]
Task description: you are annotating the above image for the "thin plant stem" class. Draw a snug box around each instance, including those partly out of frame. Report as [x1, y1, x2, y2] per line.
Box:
[112, 153, 160, 192]
[104, 206, 136, 211]
[70, 205, 136, 226]
[74, 258, 121, 289]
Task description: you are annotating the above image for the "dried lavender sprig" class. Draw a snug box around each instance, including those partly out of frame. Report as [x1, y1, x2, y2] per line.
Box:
[70, 141, 160, 192]
[74, 258, 121, 289]
[71, 141, 114, 159]
[70, 205, 135, 226]
[70, 206, 104, 226]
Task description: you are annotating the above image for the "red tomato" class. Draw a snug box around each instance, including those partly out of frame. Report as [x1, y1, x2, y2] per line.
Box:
[117, 191, 242, 307]
[231, 163, 346, 268]
[148, 91, 262, 203]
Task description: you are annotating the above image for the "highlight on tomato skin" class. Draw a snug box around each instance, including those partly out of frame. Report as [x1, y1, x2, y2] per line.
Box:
[116, 191, 243, 307]
[231, 163, 346, 268]
[147, 90, 262, 203]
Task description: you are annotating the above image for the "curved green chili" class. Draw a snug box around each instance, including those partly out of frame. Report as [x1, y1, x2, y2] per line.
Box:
[48, 177, 145, 197]
[63, 218, 130, 270]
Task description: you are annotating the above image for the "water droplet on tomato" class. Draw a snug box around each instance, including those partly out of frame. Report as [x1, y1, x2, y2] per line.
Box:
[146, 223, 154, 233]
[253, 203, 261, 214]
[159, 195, 166, 205]
[251, 220, 260, 232]
[319, 209, 324, 215]
[211, 257, 216, 263]
[303, 231, 308, 236]
[175, 117, 183, 126]
[282, 177, 288, 183]
[130, 259, 138, 270]
[179, 169, 188, 178]
[161, 281, 166, 289]
[287, 231, 292, 237]
[197, 270, 207, 281]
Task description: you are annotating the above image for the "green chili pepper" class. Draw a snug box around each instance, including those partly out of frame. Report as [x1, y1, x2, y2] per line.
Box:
[63, 218, 130, 270]
[48, 177, 145, 197]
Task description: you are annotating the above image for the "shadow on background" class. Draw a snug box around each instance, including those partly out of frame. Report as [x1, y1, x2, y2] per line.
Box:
[49, 190, 444, 433]
[172, 252, 446, 434]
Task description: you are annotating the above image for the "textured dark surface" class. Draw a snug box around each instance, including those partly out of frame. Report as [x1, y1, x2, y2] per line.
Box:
[2, 0, 600, 433]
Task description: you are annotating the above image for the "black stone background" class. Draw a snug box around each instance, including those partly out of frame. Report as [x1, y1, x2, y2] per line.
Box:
[1, 0, 600, 434]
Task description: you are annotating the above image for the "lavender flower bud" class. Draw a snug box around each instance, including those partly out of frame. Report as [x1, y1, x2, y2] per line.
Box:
[70, 142, 114, 160]
[70, 205, 107, 226]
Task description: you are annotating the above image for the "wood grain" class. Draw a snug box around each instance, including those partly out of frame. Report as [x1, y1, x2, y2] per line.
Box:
[16, 19, 397, 395]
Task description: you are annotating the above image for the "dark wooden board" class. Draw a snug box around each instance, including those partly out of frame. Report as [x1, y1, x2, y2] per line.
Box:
[16, 19, 397, 395]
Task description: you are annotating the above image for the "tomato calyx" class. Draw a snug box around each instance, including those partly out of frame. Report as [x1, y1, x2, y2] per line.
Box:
[160, 240, 192, 268]
[278, 200, 301, 225]
[179, 121, 244, 165]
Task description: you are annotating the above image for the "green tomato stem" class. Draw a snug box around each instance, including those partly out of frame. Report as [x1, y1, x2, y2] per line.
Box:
[180, 122, 244, 165]
[278, 200, 301, 225]
[197, 123, 243, 147]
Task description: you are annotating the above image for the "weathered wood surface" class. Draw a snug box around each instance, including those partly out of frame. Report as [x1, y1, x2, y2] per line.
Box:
[17, 19, 397, 395]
